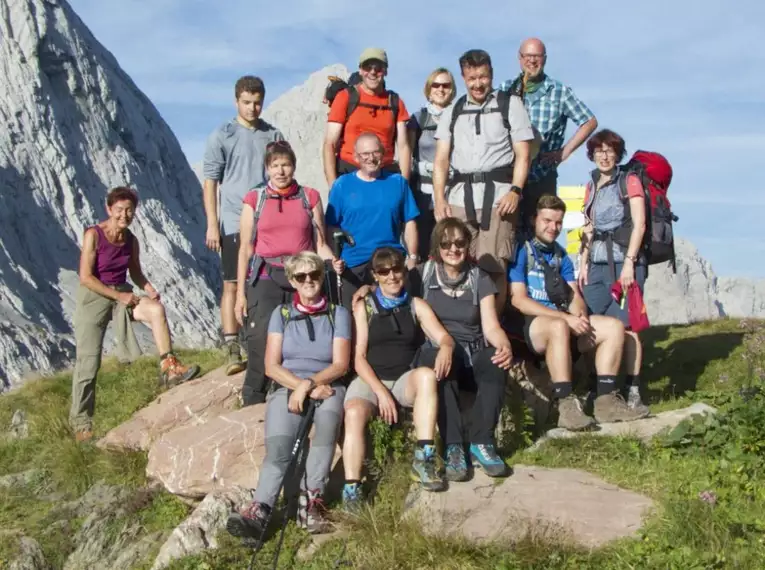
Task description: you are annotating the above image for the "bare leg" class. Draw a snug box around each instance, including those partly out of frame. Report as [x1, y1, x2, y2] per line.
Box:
[404, 367, 438, 441]
[583, 315, 625, 376]
[132, 297, 171, 355]
[527, 316, 573, 382]
[623, 331, 642, 376]
[221, 281, 239, 336]
[342, 399, 374, 481]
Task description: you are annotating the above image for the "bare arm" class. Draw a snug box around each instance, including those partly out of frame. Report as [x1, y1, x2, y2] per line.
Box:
[432, 139, 451, 218]
[510, 282, 568, 320]
[626, 195, 646, 260]
[396, 121, 412, 180]
[264, 333, 308, 390]
[79, 228, 122, 301]
[313, 197, 336, 261]
[567, 281, 589, 318]
[413, 298, 455, 349]
[403, 219, 418, 259]
[479, 295, 512, 349]
[510, 139, 531, 190]
[323, 122, 343, 187]
[203, 179, 219, 231]
[352, 300, 388, 394]
[236, 203, 255, 303]
[562, 117, 598, 161]
[307, 336, 351, 386]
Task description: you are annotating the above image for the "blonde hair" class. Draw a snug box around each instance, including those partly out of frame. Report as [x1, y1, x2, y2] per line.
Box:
[424, 68, 456, 106]
[284, 251, 325, 281]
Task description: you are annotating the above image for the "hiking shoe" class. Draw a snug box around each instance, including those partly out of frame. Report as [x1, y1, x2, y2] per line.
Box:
[297, 489, 332, 534]
[469, 443, 510, 478]
[226, 500, 271, 540]
[224, 340, 245, 375]
[411, 445, 446, 491]
[160, 354, 200, 388]
[443, 443, 469, 482]
[594, 392, 650, 424]
[75, 429, 93, 443]
[557, 394, 597, 432]
[627, 387, 651, 417]
[341, 482, 363, 514]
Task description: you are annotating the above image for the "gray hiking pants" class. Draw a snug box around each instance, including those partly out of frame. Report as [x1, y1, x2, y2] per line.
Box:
[253, 384, 345, 507]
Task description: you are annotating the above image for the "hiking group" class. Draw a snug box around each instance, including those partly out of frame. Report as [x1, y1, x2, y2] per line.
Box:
[70, 39, 677, 539]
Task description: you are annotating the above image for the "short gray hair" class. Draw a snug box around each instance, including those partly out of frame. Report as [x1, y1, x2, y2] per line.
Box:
[284, 251, 325, 281]
[354, 132, 383, 153]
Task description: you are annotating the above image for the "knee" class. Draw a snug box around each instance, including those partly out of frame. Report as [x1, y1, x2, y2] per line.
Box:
[625, 330, 641, 348]
[413, 367, 437, 389]
[607, 318, 626, 343]
[312, 411, 343, 447]
[264, 435, 294, 466]
[549, 317, 570, 341]
[147, 299, 166, 322]
[343, 403, 370, 433]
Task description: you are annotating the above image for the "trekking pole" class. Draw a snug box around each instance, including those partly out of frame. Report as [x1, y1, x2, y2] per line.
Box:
[332, 231, 355, 307]
[247, 399, 318, 570]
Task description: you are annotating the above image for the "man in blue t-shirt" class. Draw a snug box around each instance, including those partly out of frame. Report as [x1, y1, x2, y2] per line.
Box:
[507, 195, 648, 430]
[326, 132, 420, 307]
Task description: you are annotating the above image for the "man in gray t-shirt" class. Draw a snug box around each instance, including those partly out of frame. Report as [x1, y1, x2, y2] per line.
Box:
[202, 75, 284, 374]
[432, 49, 534, 311]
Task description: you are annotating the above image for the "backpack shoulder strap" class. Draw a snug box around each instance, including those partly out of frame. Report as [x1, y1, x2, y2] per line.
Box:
[495, 89, 512, 132]
[327, 303, 336, 332]
[421, 260, 437, 301]
[279, 304, 292, 328]
[364, 295, 378, 323]
[388, 91, 400, 124]
[449, 95, 468, 137]
[469, 265, 481, 306]
[345, 86, 361, 121]
[251, 186, 270, 244]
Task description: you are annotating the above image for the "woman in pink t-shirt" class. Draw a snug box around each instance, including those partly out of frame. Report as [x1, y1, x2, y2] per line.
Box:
[235, 140, 344, 406]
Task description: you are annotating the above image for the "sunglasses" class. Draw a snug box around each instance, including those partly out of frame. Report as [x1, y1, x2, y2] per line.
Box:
[374, 265, 404, 277]
[293, 270, 322, 283]
[431, 82, 452, 89]
[439, 238, 468, 250]
[361, 61, 386, 73]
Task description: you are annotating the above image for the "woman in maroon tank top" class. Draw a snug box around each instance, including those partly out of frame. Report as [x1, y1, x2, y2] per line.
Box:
[71, 187, 200, 442]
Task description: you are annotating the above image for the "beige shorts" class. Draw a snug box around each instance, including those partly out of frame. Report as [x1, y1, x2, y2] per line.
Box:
[451, 205, 518, 275]
[344, 371, 414, 408]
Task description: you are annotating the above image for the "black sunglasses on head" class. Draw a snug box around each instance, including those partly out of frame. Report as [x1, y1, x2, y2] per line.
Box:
[293, 270, 322, 283]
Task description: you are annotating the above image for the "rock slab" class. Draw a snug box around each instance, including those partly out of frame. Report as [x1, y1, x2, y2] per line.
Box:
[405, 466, 654, 548]
[9, 537, 50, 570]
[98, 366, 243, 452]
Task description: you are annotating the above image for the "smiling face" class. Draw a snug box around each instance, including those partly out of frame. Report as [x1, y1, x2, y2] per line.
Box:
[289, 262, 323, 301]
[359, 59, 387, 93]
[373, 261, 405, 297]
[106, 199, 135, 229]
[429, 72, 454, 107]
[354, 134, 383, 176]
[518, 38, 547, 80]
[461, 64, 492, 104]
[593, 144, 618, 173]
[437, 226, 469, 270]
[534, 207, 564, 245]
[267, 155, 295, 189]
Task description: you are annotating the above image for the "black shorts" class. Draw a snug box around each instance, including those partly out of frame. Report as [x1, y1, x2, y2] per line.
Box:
[523, 315, 580, 361]
[220, 232, 240, 282]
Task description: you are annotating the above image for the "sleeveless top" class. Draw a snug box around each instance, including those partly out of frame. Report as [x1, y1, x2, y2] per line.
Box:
[365, 297, 422, 381]
[92, 225, 132, 286]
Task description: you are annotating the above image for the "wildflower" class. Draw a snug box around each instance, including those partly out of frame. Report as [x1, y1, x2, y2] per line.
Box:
[698, 490, 717, 506]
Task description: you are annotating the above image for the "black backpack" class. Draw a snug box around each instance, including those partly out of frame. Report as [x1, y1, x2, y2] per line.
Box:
[447, 91, 512, 154]
[412, 107, 438, 161]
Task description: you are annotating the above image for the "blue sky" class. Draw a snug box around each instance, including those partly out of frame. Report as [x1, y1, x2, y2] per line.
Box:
[69, 0, 765, 278]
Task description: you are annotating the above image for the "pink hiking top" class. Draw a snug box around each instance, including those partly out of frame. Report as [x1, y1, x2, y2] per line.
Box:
[92, 225, 133, 286]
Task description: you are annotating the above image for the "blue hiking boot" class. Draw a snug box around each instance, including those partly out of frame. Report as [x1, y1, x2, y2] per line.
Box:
[411, 444, 446, 491]
[342, 482, 363, 514]
[469, 443, 510, 478]
[443, 443, 469, 482]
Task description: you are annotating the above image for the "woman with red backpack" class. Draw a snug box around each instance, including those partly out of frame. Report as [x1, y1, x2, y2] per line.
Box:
[578, 129, 656, 417]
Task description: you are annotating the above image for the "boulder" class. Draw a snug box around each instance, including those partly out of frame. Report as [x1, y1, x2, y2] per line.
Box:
[98, 367, 243, 452]
[146, 404, 268, 498]
[405, 466, 654, 548]
[529, 402, 716, 451]
[9, 537, 50, 570]
[150, 487, 254, 570]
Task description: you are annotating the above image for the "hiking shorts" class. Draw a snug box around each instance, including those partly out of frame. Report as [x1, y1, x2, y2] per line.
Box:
[583, 262, 647, 329]
[345, 371, 414, 408]
[523, 314, 580, 361]
[220, 232, 240, 282]
[451, 205, 518, 275]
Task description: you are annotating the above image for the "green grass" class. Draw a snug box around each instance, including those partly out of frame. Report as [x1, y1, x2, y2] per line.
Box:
[2, 320, 765, 569]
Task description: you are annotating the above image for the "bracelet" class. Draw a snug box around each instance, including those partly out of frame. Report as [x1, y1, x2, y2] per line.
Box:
[304, 379, 316, 392]
[625, 254, 637, 263]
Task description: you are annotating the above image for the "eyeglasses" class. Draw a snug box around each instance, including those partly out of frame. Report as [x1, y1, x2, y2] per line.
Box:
[374, 265, 404, 277]
[439, 238, 468, 250]
[358, 150, 383, 159]
[293, 270, 322, 283]
[431, 82, 452, 90]
[594, 149, 616, 157]
[520, 53, 545, 60]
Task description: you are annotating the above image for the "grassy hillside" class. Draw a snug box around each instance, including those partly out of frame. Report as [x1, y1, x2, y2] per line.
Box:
[2, 320, 764, 569]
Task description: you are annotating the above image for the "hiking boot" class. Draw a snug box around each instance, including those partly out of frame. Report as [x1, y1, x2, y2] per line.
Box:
[557, 394, 597, 432]
[159, 354, 200, 388]
[224, 340, 245, 375]
[226, 500, 271, 540]
[341, 482, 363, 514]
[469, 443, 510, 478]
[627, 387, 651, 417]
[594, 392, 650, 424]
[443, 443, 469, 482]
[297, 489, 332, 534]
[411, 445, 446, 491]
[75, 428, 93, 443]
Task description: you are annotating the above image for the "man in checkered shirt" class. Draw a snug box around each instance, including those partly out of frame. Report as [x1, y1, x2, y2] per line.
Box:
[500, 38, 598, 231]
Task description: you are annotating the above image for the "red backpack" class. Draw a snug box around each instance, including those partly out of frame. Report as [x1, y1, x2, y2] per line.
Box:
[618, 151, 677, 271]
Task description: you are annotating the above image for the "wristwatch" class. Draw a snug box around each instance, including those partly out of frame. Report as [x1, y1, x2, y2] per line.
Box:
[510, 185, 523, 196]
[408, 254, 420, 263]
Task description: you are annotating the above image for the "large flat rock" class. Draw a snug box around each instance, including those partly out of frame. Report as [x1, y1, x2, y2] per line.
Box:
[405, 466, 654, 548]
[97, 367, 243, 452]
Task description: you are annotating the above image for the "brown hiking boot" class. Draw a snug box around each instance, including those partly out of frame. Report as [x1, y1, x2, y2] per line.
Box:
[557, 394, 597, 431]
[75, 429, 93, 443]
[594, 392, 651, 424]
[224, 340, 245, 375]
[159, 354, 201, 388]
